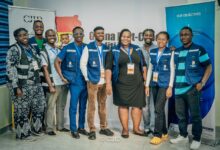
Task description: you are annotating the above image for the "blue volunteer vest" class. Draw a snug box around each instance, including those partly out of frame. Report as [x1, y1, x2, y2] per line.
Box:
[61, 42, 86, 84]
[111, 44, 144, 84]
[150, 47, 171, 88]
[180, 43, 205, 85]
[29, 36, 46, 55]
[87, 41, 109, 84]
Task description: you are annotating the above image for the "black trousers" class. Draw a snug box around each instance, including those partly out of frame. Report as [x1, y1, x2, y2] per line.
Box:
[175, 87, 202, 141]
[152, 86, 168, 138]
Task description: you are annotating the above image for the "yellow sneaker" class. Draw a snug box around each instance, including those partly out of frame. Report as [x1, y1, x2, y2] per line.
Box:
[150, 136, 163, 145]
[162, 134, 169, 141]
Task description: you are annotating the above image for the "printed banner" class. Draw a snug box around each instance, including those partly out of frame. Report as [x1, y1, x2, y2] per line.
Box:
[8, 6, 56, 44]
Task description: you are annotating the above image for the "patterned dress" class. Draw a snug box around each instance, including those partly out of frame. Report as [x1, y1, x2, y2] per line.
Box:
[6, 43, 46, 139]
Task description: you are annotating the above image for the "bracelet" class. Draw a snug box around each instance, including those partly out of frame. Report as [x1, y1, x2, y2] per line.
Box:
[201, 81, 205, 87]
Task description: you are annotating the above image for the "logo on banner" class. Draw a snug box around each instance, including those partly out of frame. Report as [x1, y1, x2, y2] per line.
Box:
[23, 15, 43, 23]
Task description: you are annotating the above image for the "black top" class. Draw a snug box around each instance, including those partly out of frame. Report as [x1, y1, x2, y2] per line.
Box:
[106, 49, 146, 107]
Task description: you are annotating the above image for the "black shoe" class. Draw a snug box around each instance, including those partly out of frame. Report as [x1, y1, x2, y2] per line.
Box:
[144, 130, 153, 137]
[59, 128, 70, 132]
[31, 131, 44, 136]
[78, 128, 89, 136]
[71, 131, 80, 139]
[47, 131, 56, 136]
[121, 134, 129, 138]
[88, 131, 96, 140]
[99, 129, 114, 136]
[133, 131, 145, 136]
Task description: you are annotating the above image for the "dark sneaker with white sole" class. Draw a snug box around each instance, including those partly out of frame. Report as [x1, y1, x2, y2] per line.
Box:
[99, 129, 114, 136]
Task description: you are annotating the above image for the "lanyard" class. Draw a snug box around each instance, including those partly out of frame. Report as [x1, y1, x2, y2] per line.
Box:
[74, 42, 83, 57]
[156, 48, 165, 63]
[95, 42, 103, 65]
[19, 43, 33, 59]
[24, 47, 33, 59]
[121, 47, 132, 63]
[50, 47, 58, 55]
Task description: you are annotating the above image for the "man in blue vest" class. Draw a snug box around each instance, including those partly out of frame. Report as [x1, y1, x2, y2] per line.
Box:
[80, 26, 114, 140]
[170, 26, 212, 150]
[29, 20, 46, 55]
[55, 26, 88, 139]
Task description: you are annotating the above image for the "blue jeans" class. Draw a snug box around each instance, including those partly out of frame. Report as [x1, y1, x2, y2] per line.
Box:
[175, 87, 202, 141]
[69, 84, 88, 132]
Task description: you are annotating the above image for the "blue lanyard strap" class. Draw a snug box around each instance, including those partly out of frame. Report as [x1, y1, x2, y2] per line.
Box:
[121, 47, 132, 63]
[156, 48, 165, 63]
[50, 47, 58, 55]
[95, 42, 103, 65]
[25, 48, 33, 59]
[74, 42, 83, 56]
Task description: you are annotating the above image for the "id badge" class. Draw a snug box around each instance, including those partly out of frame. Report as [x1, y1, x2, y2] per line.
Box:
[127, 63, 134, 75]
[101, 68, 105, 78]
[153, 72, 159, 82]
[32, 61, 39, 70]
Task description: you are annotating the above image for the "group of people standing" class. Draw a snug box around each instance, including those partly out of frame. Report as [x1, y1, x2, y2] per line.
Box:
[6, 19, 212, 150]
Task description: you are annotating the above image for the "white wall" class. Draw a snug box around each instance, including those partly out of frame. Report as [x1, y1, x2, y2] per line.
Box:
[14, 0, 187, 45]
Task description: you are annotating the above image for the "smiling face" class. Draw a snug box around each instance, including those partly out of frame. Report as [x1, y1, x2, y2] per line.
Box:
[33, 21, 44, 36]
[143, 30, 154, 45]
[16, 30, 29, 46]
[94, 29, 104, 42]
[156, 33, 168, 49]
[73, 28, 84, 43]
[46, 30, 57, 45]
[120, 31, 131, 47]
[60, 34, 70, 45]
[180, 29, 193, 46]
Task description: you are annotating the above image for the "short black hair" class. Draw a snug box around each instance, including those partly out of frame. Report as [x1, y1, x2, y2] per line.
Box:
[33, 20, 43, 26]
[45, 29, 56, 37]
[142, 28, 155, 36]
[180, 26, 193, 35]
[118, 28, 131, 44]
[72, 26, 84, 33]
[60, 33, 69, 37]
[156, 31, 170, 40]
[93, 26, 104, 32]
[13, 28, 28, 38]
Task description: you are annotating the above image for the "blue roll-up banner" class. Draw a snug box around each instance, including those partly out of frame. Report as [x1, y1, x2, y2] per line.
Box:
[166, 1, 215, 141]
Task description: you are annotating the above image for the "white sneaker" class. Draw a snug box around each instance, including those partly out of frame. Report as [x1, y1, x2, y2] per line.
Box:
[190, 140, 201, 150]
[170, 135, 188, 144]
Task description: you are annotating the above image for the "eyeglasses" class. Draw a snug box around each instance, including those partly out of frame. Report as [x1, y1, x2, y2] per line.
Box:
[73, 32, 84, 36]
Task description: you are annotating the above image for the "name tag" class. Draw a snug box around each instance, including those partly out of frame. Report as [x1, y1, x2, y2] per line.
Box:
[153, 72, 158, 82]
[127, 63, 134, 75]
[32, 61, 39, 71]
[101, 68, 105, 78]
